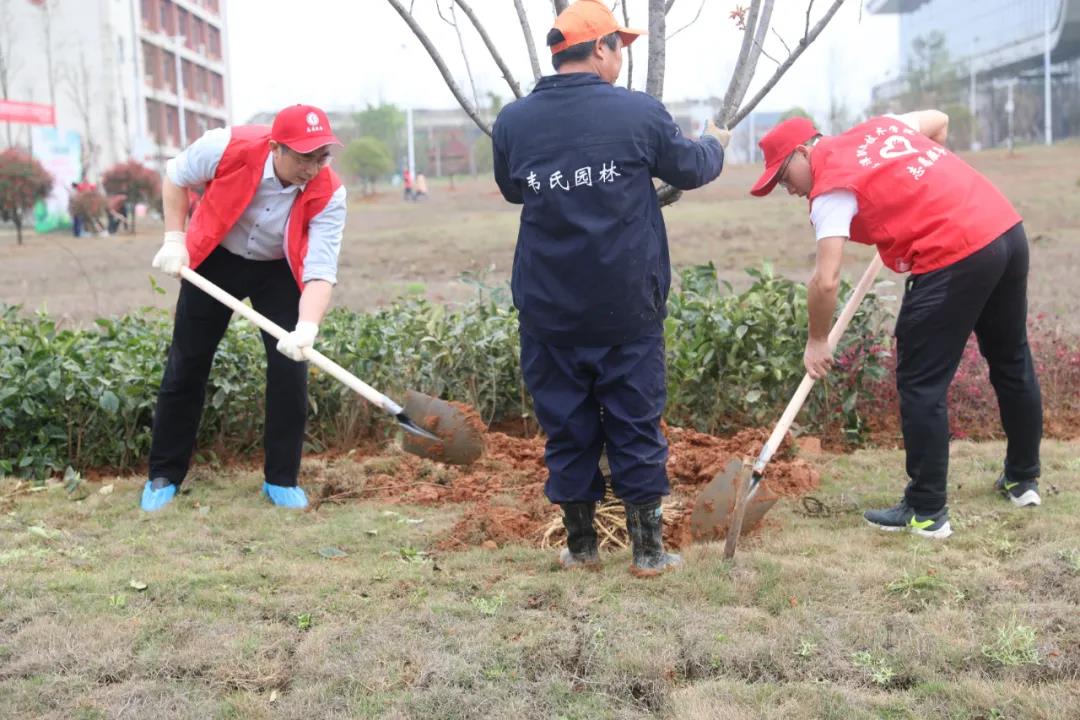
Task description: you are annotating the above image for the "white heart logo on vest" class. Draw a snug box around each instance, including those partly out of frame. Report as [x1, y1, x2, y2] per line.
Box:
[879, 135, 918, 159]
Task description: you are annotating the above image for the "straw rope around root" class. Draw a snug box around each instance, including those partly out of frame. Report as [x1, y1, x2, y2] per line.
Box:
[539, 499, 688, 551]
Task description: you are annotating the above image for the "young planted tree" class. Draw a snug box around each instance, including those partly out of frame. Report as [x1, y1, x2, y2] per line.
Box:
[0, 149, 54, 245]
[387, 0, 847, 204]
[342, 136, 394, 195]
[101, 160, 161, 233]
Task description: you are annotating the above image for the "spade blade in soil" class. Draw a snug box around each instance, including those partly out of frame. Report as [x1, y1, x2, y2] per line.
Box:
[689, 459, 777, 544]
[400, 390, 485, 466]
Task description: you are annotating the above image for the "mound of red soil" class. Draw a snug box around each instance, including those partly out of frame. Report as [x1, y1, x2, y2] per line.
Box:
[319, 424, 820, 551]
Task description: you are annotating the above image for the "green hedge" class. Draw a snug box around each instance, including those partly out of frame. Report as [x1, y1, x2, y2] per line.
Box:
[0, 266, 892, 478]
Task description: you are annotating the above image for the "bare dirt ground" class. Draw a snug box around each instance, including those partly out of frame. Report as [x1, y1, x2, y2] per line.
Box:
[3, 141, 1079, 330]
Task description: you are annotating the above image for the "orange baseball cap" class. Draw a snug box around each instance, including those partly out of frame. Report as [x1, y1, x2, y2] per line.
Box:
[550, 0, 646, 54]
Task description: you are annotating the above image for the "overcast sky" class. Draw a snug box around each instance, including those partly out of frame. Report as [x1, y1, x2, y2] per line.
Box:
[226, 1, 899, 126]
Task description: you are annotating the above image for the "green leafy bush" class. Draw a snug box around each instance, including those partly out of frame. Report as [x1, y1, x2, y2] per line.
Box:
[665, 262, 892, 440]
[0, 266, 894, 479]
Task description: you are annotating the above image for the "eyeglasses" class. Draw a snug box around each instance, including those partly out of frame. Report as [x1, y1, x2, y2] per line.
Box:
[775, 151, 796, 191]
[281, 144, 333, 169]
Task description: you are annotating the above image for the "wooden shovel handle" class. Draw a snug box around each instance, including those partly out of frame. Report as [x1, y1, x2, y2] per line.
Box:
[752, 253, 885, 474]
[178, 266, 404, 416]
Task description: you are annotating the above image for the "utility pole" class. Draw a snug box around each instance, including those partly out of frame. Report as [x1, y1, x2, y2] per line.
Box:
[1044, 0, 1053, 145]
[969, 37, 979, 151]
[174, 35, 186, 148]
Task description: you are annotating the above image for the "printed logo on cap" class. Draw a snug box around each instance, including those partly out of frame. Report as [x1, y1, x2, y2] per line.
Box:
[306, 110, 324, 133]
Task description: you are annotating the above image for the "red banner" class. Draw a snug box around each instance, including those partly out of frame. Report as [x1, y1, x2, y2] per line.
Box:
[0, 100, 56, 125]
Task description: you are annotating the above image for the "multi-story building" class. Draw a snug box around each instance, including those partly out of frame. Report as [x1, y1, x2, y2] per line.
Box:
[138, 0, 231, 163]
[2, 0, 230, 177]
[868, 0, 1080, 146]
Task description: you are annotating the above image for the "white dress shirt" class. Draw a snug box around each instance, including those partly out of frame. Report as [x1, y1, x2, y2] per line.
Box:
[166, 127, 347, 284]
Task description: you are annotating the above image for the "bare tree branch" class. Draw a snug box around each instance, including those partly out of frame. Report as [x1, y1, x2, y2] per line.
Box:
[805, 0, 816, 38]
[730, 0, 845, 128]
[448, 2, 482, 114]
[455, 0, 523, 98]
[665, 0, 676, 13]
[770, 26, 791, 57]
[718, 0, 770, 125]
[385, 0, 492, 137]
[666, 0, 706, 41]
[645, 0, 666, 99]
[621, 0, 634, 89]
[513, 0, 543, 82]
[552, 0, 568, 15]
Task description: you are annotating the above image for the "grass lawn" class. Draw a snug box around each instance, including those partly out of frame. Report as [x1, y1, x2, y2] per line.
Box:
[2, 440, 1078, 719]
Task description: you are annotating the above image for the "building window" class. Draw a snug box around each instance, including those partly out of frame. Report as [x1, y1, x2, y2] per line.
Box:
[208, 26, 221, 60]
[142, 41, 160, 88]
[162, 50, 176, 93]
[166, 105, 179, 145]
[160, 0, 175, 35]
[178, 8, 188, 42]
[141, 0, 156, 31]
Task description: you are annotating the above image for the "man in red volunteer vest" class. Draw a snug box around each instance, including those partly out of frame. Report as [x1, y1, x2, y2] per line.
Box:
[749, 111, 1043, 538]
[142, 104, 346, 511]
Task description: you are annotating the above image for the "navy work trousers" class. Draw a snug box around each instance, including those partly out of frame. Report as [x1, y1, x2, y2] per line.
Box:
[896, 222, 1042, 512]
[148, 246, 307, 488]
[520, 328, 669, 506]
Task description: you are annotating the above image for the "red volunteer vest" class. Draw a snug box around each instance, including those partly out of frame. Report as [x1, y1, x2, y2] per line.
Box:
[810, 116, 1020, 274]
[185, 125, 342, 289]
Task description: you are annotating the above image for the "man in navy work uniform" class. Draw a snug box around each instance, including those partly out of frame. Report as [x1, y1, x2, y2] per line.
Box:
[492, 0, 727, 575]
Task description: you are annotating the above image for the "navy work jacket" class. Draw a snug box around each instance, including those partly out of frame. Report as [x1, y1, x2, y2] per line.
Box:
[492, 72, 723, 347]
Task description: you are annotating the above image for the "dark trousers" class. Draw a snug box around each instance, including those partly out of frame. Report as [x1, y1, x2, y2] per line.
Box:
[520, 328, 669, 506]
[895, 223, 1042, 512]
[149, 246, 308, 487]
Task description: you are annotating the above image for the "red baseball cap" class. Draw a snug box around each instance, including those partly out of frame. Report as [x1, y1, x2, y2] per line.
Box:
[749, 117, 820, 197]
[550, 0, 645, 54]
[271, 104, 342, 154]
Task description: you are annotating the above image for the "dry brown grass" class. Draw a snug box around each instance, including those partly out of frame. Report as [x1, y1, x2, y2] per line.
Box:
[1, 440, 1078, 718]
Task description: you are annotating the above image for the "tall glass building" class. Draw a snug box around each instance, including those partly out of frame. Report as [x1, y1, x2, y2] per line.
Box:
[868, 0, 1080, 145]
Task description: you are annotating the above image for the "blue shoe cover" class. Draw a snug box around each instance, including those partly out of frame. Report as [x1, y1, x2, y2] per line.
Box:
[141, 479, 177, 512]
[263, 482, 308, 508]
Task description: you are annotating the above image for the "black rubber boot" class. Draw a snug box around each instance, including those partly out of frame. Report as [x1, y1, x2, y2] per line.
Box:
[624, 500, 682, 577]
[558, 502, 600, 569]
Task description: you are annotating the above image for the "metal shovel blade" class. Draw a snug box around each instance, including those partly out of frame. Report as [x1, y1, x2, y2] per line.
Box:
[399, 390, 485, 466]
[689, 459, 777, 543]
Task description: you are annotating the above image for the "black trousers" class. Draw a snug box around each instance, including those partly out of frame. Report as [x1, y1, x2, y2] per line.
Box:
[895, 223, 1042, 512]
[148, 247, 307, 487]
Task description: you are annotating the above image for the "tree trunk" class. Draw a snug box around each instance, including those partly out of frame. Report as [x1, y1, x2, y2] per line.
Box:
[13, 210, 22, 246]
[645, 0, 667, 99]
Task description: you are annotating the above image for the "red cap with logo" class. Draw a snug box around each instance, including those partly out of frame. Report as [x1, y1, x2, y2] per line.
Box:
[550, 0, 646, 54]
[271, 104, 342, 154]
[749, 117, 820, 197]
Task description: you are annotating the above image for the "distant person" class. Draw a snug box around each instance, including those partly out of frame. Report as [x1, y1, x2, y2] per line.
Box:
[748, 111, 1043, 539]
[68, 182, 83, 237]
[402, 168, 414, 201]
[143, 104, 347, 512]
[106, 193, 129, 234]
[414, 172, 428, 200]
[492, 0, 727, 576]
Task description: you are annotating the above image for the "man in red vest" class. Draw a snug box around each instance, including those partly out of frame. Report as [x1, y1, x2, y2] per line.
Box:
[143, 104, 346, 511]
[749, 111, 1043, 539]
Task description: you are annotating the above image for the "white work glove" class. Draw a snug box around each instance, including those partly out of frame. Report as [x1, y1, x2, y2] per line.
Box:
[276, 321, 318, 362]
[151, 231, 189, 277]
[702, 118, 732, 149]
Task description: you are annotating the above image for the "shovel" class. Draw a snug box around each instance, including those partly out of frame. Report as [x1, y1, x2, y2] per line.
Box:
[178, 267, 485, 465]
[689, 254, 885, 556]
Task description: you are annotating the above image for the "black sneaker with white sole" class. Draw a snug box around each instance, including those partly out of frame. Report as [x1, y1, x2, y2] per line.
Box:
[995, 473, 1041, 507]
[864, 500, 953, 539]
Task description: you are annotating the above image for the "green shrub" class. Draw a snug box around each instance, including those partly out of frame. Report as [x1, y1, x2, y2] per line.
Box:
[665, 262, 892, 440]
[0, 265, 894, 479]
